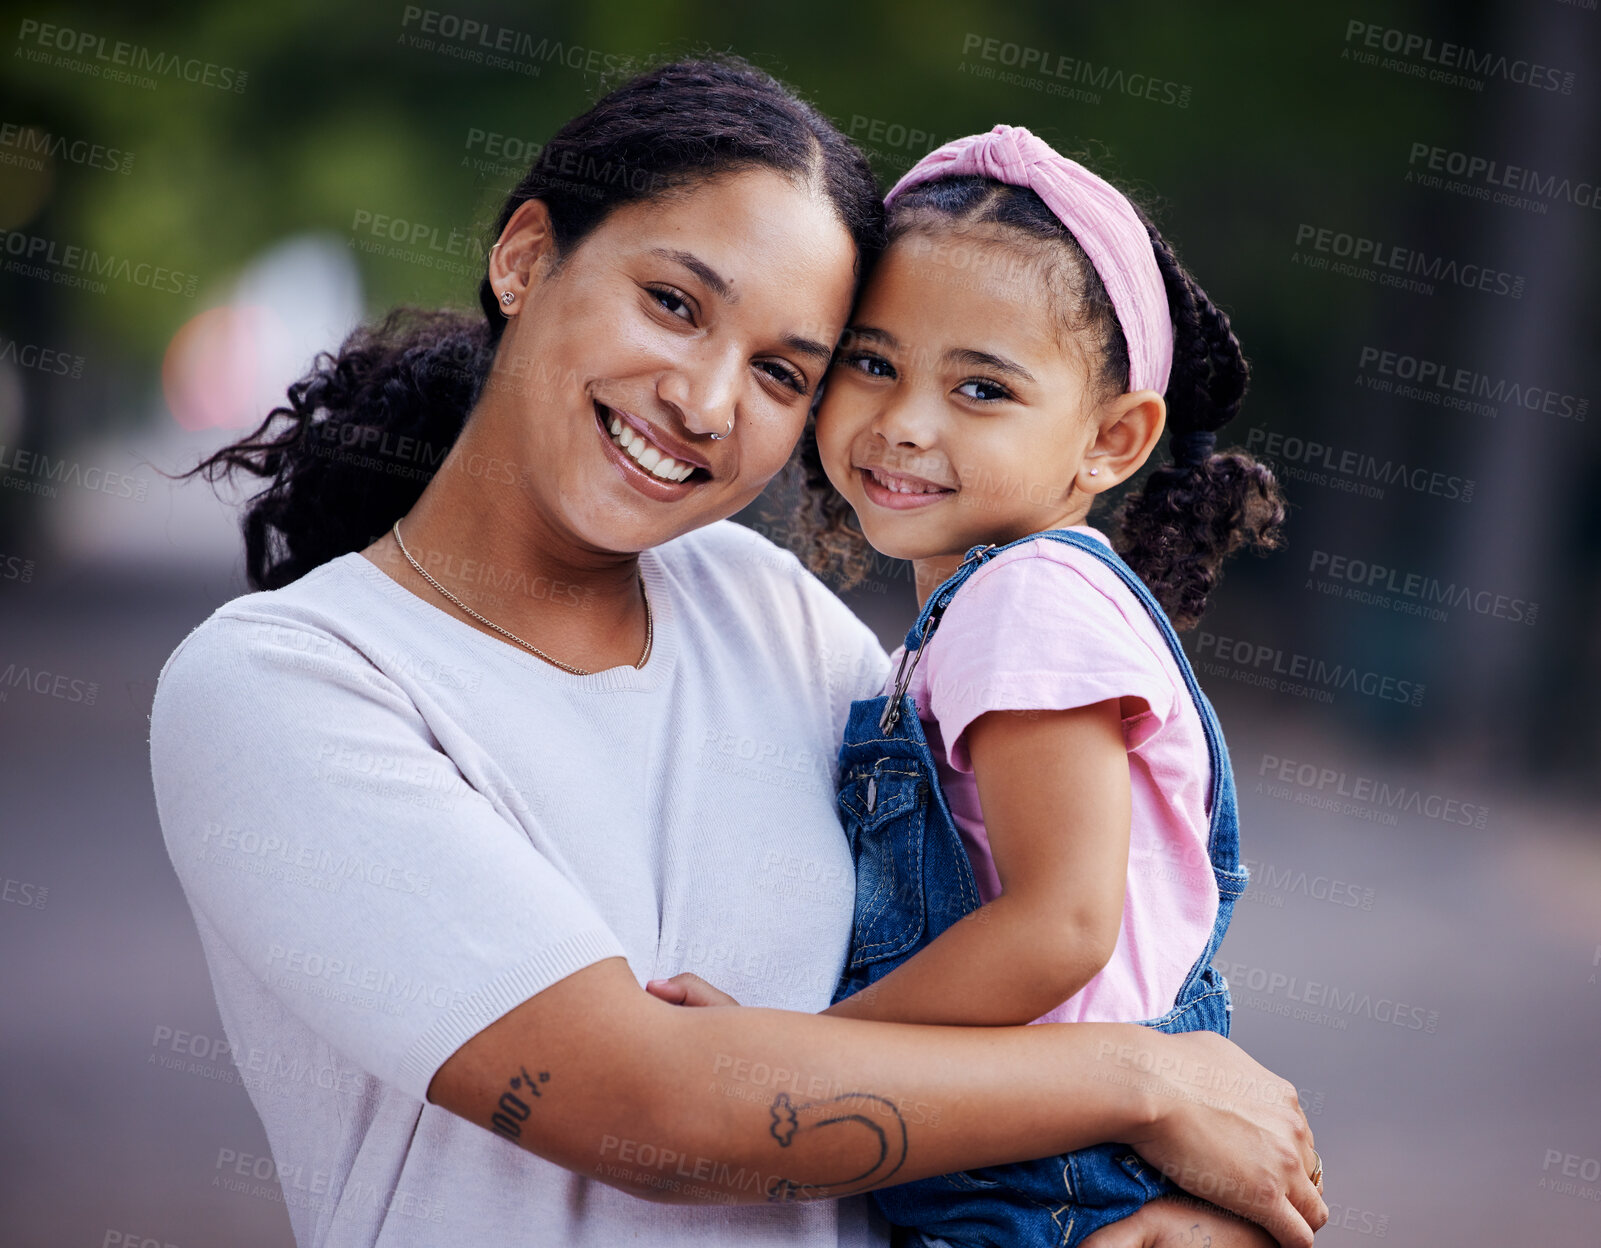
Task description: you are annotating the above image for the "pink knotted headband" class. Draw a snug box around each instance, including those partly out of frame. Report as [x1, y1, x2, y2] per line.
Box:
[884, 124, 1173, 397]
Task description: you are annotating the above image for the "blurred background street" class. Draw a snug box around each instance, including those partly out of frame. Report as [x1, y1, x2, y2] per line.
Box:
[2, 1, 1597, 1243]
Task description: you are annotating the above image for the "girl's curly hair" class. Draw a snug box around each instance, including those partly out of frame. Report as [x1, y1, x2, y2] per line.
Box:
[788, 171, 1285, 630]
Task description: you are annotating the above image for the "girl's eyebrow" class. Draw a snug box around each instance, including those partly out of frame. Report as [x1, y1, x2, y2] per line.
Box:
[840, 326, 1035, 383]
[946, 347, 1036, 384]
[843, 325, 897, 347]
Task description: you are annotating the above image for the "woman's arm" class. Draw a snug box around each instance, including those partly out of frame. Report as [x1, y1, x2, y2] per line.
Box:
[429, 956, 1327, 1246]
[1081, 1195, 1281, 1248]
[826, 699, 1132, 1025]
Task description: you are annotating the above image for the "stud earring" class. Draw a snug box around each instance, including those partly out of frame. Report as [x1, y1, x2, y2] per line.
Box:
[500, 291, 515, 306]
[1088, 467, 1099, 476]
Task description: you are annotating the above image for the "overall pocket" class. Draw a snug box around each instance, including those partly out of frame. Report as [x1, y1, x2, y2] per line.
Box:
[1143, 962, 1233, 1037]
[837, 765, 929, 970]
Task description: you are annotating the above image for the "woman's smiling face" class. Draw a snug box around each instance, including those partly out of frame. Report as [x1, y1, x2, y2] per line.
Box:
[482, 168, 860, 554]
[814, 227, 1103, 561]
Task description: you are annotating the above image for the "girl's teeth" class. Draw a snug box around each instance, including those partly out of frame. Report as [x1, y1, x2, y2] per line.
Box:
[606, 412, 695, 482]
[871, 467, 945, 494]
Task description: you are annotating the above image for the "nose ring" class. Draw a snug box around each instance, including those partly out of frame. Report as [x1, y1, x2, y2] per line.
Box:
[707, 418, 734, 441]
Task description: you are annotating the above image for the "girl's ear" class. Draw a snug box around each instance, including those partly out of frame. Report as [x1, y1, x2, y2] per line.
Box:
[1078, 389, 1166, 494]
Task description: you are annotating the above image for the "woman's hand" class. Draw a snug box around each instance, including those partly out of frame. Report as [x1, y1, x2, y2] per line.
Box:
[1080, 1196, 1277, 1248]
[1117, 1030, 1327, 1247]
[645, 971, 741, 1007]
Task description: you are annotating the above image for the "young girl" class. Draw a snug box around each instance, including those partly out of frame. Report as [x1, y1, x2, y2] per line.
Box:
[650, 124, 1298, 1246]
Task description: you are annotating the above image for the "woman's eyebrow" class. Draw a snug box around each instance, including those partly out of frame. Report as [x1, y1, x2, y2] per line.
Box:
[782, 334, 836, 364]
[649, 247, 830, 362]
[649, 247, 736, 301]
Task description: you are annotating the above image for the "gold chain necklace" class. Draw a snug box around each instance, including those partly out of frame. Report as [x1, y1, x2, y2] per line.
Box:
[391, 520, 651, 676]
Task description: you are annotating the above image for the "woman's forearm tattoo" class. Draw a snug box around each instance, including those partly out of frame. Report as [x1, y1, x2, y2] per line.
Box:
[763, 1091, 908, 1202]
[489, 1065, 550, 1142]
[487, 1065, 908, 1205]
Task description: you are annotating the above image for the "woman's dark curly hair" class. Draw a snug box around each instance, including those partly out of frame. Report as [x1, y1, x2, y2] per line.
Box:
[184, 54, 885, 590]
[805, 171, 1285, 630]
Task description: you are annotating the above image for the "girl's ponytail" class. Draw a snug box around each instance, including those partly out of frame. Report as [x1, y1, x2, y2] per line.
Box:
[1109, 221, 1286, 631]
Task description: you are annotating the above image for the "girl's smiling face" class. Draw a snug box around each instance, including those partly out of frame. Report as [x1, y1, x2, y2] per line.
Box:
[815, 227, 1116, 562]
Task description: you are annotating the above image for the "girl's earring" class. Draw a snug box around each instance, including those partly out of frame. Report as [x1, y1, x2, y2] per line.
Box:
[1087, 467, 1100, 476]
[500, 291, 516, 306]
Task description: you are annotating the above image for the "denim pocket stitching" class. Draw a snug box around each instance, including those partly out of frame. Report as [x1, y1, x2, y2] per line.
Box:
[844, 770, 928, 962]
[1142, 985, 1231, 1031]
[839, 768, 919, 932]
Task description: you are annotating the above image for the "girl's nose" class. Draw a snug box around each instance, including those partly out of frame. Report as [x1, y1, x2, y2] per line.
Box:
[870, 392, 942, 450]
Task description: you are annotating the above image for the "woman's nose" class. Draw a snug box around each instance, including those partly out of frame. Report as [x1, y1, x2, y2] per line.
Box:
[659, 341, 742, 438]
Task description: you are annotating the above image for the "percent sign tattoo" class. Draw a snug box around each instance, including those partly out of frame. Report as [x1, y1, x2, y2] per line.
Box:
[490, 1065, 550, 1142]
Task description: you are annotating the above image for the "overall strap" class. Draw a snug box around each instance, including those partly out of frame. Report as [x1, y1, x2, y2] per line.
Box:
[1022, 531, 1235, 855]
[880, 536, 1037, 732]
[888, 531, 1234, 855]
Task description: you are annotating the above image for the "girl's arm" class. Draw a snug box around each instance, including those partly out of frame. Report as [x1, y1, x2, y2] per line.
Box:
[825, 698, 1134, 1026]
[429, 955, 1327, 1247]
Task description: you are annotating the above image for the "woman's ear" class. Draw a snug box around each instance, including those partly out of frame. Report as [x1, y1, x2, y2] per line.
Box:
[1078, 388, 1166, 494]
[490, 198, 560, 309]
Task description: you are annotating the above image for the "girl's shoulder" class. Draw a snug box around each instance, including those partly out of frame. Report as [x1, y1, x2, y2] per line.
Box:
[959, 526, 1130, 605]
[940, 526, 1179, 679]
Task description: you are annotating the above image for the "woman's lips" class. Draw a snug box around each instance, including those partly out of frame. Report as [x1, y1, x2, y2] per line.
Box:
[602, 402, 712, 474]
[857, 464, 955, 511]
[594, 403, 703, 500]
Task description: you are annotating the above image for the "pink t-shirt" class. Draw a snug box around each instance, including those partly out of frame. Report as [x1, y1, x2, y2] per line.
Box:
[882, 526, 1218, 1026]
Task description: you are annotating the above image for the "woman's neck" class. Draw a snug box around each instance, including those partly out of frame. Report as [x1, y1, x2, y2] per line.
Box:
[362, 425, 653, 672]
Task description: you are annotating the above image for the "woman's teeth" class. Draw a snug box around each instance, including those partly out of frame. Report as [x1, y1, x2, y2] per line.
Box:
[867, 466, 949, 494]
[607, 415, 696, 482]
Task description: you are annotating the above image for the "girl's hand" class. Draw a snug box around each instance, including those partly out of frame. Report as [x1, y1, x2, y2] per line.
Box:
[644, 972, 741, 1007]
[1080, 1197, 1277, 1248]
[1121, 1030, 1327, 1247]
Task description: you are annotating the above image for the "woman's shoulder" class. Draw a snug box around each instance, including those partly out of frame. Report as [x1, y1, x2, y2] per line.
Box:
[658, 515, 804, 572]
[660, 518, 847, 614]
[152, 554, 395, 710]
[659, 518, 890, 683]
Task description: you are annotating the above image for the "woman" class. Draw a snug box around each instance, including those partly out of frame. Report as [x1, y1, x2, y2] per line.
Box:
[155, 57, 1325, 1248]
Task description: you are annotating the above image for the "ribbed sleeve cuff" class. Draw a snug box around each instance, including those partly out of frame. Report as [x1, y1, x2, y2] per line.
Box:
[400, 926, 630, 1098]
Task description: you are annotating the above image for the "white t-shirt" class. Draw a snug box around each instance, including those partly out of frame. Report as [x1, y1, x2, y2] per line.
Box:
[148, 519, 893, 1247]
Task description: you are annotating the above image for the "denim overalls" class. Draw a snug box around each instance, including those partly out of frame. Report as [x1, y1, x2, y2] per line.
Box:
[830, 529, 1250, 1248]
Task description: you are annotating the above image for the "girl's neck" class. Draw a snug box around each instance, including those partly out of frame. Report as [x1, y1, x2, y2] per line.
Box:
[911, 554, 963, 610]
[910, 514, 1095, 610]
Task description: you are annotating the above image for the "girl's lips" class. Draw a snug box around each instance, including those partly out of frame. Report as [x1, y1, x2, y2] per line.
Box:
[857, 465, 955, 511]
[594, 403, 702, 501]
